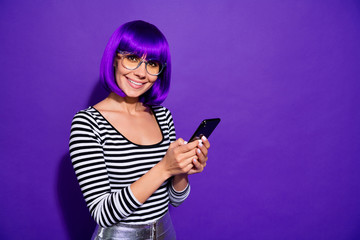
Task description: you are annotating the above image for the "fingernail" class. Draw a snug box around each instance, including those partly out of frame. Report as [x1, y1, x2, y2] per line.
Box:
[201, 136, 207, 141]
[197, 149, 201, 154]
[193, 158, 197, 163]
[183, 141, 188, 145]
[198, 140, 203, 147]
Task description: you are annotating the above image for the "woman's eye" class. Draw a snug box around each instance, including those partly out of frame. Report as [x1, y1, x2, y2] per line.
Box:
[127, 55, 139, 62]
[147, 60, 159, 68]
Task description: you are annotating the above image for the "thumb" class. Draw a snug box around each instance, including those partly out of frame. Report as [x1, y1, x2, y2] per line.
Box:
[174, 138, 187, 146]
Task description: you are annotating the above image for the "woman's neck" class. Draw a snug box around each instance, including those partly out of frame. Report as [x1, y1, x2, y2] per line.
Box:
[104, 92, 145, 114]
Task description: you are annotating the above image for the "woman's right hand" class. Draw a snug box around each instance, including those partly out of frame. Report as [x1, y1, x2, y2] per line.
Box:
[161, 138, 199, 178]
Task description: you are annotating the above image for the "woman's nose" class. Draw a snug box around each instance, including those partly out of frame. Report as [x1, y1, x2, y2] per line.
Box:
[133, 61, 147, 78]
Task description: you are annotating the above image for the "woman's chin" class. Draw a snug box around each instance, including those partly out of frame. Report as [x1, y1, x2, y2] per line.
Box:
[123, 87, 152, 99]
[121, 91, 145, 101]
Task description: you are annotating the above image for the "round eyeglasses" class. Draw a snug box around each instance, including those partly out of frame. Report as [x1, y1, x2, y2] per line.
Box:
[117, 51, 166, 76]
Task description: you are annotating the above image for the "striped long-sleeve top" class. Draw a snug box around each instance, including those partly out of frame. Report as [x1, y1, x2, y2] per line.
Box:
[69, 106, 190, 227]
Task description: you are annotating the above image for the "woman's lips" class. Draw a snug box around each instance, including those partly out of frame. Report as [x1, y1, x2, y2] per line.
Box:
[127, 78, 145, 89]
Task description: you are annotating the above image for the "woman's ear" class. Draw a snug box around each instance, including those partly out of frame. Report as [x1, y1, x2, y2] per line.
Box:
[113, 53, 120, 67]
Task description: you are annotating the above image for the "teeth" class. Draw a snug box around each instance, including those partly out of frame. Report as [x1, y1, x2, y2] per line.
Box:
[129, 79, 143, 86]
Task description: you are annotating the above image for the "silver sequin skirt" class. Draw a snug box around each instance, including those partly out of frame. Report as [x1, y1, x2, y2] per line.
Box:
[92, 211, 176, 240]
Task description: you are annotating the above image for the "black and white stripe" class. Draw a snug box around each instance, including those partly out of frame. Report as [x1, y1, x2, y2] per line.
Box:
[69, 106, 190, 227]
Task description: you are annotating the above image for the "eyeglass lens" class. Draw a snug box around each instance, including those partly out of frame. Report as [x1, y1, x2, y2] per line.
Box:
[122, 54, 162, 75]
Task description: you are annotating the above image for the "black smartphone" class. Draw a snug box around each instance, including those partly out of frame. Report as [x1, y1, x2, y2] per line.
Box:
[189, 118, 221, 142]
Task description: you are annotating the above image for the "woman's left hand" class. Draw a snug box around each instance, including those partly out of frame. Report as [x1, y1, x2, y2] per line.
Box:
[187, 136, 210, 175]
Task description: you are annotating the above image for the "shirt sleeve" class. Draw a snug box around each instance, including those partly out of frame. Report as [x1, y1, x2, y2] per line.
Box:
[164, 107, 191, 206]
[168, 181, 191, 207]
[164, 107, 177, 143]
[69, 111, 142, 227]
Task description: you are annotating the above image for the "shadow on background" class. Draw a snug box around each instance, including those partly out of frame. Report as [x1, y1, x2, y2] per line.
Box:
[57, 80, 108, 239]
[57, 153, 95, 240]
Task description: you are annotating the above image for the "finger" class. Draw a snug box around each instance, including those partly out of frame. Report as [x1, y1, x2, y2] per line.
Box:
[176, 156, 194, 174]
[169, 138, 183, 149]
[187, 169, 196, 175]
[192, 158, 202, 170]
[171, 138, 188, 154]
[197, 141, 208, 158]
[180, 148, 198, 160]
[201, 136, 210, 149]
[196, 148, 207, 164]
[184, 155, 196, 165]
[178, 140, 198, 153]
[187, 159, 203, 175]
[188, 167, 203, 175]
[176, 138, 185, 146]
[178, 156, 197, 170]
[183, 162, 194, 173]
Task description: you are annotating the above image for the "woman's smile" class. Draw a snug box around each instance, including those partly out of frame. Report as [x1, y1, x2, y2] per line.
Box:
[127, 77, 146, 89]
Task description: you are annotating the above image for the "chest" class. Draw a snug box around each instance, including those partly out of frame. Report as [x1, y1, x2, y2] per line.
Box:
[102, 110, 163, 146]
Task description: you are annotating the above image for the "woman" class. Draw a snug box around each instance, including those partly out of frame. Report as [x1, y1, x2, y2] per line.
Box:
[69, 20, 210, 239]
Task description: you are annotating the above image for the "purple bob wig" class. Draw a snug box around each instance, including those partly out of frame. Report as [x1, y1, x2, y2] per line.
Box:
[100, 20, 171, 105]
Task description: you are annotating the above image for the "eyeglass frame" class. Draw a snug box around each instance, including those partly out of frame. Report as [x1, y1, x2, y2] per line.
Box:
[116, 50, 167, 76]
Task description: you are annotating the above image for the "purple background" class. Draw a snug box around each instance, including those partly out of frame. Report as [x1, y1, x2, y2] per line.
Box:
[1, 0, 360, 239]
